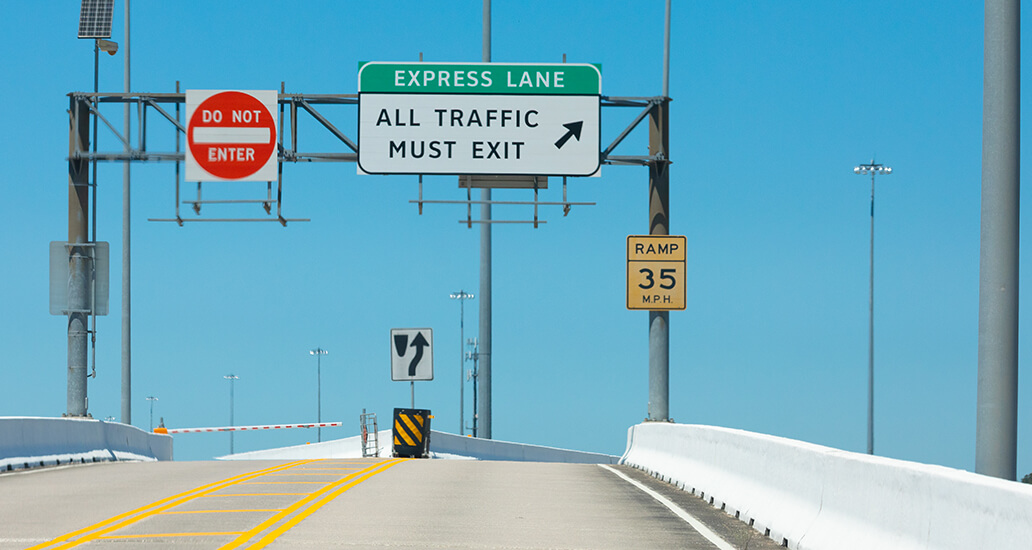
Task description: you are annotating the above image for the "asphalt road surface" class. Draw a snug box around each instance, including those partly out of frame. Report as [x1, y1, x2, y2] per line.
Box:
[1, 459, 784, 549]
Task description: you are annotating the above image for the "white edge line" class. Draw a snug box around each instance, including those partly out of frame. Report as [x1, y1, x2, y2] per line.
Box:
[599, 464, 737, 550]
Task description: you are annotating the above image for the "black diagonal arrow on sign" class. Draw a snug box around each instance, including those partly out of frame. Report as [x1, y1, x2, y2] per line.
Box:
[554, 121, 584, 150]
[408, 332, 429, 376]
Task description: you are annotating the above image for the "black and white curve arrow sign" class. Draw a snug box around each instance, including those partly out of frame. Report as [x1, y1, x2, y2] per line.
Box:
[554, 121, 584, 150]
[408, 332, 429, 376]
[390, 328, 434, 381]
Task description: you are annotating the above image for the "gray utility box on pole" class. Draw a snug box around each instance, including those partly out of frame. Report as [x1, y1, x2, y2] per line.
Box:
[50, 241, 109, 316]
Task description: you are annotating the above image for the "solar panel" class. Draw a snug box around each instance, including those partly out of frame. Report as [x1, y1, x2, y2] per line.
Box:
[78, 0, 114, 39]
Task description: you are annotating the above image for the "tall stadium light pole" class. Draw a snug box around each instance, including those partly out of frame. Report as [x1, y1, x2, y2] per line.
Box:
[121, 0, 133, 428]
[976, 0, 1019, 481]
[853, 160, 891, 455]
[224, 374, 238, 454]
[146, 396, 157, 431]
[309, 348, 328, 442]
[450, 291, 475, 435]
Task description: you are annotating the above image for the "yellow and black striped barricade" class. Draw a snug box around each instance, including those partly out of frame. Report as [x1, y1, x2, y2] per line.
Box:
[392, 408, 431, 458]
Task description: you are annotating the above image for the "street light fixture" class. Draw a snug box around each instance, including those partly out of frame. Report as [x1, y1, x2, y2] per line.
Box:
[853, 159, 891, 456]
[309, 348, 328, 442]
[74, 1, 120, 418]
[146, 396, 158, 431]
[450, 291, 475, 435]
[224, 374, 239, 454]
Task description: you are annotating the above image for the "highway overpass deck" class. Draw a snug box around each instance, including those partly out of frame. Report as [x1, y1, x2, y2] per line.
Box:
[1, 459, 781, 550]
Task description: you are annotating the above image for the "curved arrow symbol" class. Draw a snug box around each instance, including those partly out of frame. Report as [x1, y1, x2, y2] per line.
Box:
[408, 332, 430, 376]
[554, 121, 584, 150]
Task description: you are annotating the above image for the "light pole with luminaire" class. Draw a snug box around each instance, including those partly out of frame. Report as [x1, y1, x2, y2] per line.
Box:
[146, 396, 158, 431]
[450, 291, 474, 435]
[853, 159, 891, 456]
[224, 374, 238, 454]
[309, 348, 328, 442]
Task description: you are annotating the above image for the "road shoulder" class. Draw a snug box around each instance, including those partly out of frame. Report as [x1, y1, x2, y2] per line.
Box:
[607, 464, 786, 550]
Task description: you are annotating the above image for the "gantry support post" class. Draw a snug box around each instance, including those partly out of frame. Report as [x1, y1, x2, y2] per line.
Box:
[67, 96, 91, 417]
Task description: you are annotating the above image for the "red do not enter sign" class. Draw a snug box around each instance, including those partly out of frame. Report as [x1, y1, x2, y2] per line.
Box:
[186, 90, 278, 181]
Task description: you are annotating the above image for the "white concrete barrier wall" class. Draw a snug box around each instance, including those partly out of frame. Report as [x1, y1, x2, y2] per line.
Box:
[0, 416, 172, 471]
[222, 430, 619, 463]
[620, 423, 1032, 550]
[429, 431, 619, 463]
[219, 430, 391, 460]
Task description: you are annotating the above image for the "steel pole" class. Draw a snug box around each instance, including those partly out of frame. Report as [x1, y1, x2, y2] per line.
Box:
[868, 172, 875, 455]
[229, 376, 235, 454]
[976, 0, 1020, 480]
[662, 0, 671, 98]
[646, 0, 672, 423]
[317, 352, 322, 443]
[67, 97, 90, 417]
[309, 348, 327, 441]
[90, 39, 98, 393]
[460, 297, 465, 435]
[92, 43, 98, 246]
[472, 344, 479, 437]
[647, 99, 671, 422]
[121, 0, 132, 426]
[479, 0, 493, 439]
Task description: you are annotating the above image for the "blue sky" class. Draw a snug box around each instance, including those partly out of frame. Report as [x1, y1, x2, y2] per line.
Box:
[2, 1, 1031, 471]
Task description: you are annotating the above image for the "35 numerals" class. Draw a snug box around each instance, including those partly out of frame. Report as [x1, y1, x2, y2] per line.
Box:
[638, 268, 676, 290]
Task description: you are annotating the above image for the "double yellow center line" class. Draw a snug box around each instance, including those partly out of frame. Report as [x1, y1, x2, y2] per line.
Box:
[223, 459, 402, 550]
[29, 458, 405, 549]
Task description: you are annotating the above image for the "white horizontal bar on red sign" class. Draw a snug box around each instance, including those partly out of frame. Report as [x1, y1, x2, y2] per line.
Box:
[192, 127, 271, 144]
[166, 421, 342, 434]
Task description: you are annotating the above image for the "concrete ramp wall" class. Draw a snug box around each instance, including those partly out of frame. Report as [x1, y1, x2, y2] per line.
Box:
[429, 431, 618, 463]
[221, 430, 618, 464]
[0, 417, 172, 471]
[620, 422, 1032, 550]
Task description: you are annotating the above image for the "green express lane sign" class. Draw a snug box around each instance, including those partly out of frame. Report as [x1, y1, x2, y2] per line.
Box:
[357, 62, 601, 176]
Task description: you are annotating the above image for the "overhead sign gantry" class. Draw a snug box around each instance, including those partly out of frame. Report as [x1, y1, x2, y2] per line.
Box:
[60, 65, 666, 425]
[357, 62, 601, 176]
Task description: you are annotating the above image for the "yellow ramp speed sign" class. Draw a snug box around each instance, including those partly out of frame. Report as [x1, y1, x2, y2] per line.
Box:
[626, 235, 686, 311]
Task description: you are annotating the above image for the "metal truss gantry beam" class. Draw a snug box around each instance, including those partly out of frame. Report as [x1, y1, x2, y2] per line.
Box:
[69, 91, 664, 166]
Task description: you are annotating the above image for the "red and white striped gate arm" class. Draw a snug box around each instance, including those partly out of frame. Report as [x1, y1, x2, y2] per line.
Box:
[164, 421, 342, 434]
